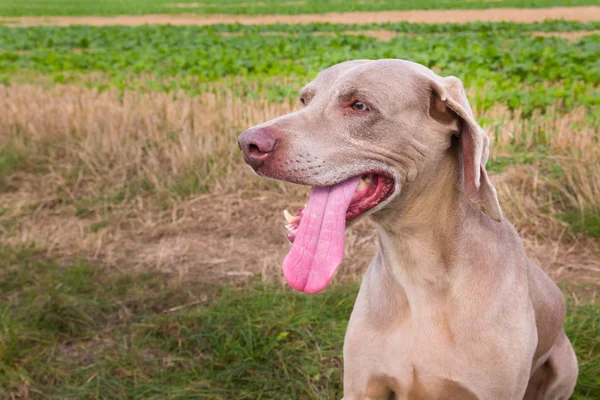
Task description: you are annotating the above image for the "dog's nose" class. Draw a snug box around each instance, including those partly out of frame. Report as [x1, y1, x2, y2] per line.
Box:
[238, 127, 278, 169]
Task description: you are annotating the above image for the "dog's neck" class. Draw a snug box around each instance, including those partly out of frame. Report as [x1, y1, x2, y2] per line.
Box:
[370, 149, 465, 316]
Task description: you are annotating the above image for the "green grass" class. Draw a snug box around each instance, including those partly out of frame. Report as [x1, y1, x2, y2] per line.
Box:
[0, 0, 598, 17]
[0, 246, 598, 399]
[0, 146, 28, 192]
[561, 207, 600, 238]
[488, 152, 547, 173]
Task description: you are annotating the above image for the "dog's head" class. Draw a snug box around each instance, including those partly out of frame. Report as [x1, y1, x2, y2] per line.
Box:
[238, 59, 501, 293]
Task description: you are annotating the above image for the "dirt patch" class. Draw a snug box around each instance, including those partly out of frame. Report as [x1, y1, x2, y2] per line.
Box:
[219, 30, 406, 40]
[3, 7, 600, 27]
[164, 1, 306, 9]
[341, 30, 399, 41]
[316, 30, 415, 40]
[531, 30, 600, 40]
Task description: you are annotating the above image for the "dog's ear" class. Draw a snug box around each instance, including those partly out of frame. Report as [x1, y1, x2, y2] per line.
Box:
[430, 76, 503, 222]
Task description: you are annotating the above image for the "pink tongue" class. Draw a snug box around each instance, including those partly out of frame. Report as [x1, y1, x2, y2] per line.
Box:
[282, 176, 361, 294]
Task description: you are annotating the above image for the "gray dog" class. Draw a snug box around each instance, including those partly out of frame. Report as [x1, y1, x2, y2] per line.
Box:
[238, 59, 578, 399]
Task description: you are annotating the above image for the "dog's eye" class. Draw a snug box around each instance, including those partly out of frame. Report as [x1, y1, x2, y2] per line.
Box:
[351, 101, 368, 112]
[300, 97, 306, 106]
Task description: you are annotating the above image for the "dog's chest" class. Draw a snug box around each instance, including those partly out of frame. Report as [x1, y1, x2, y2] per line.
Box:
[361, 324, 481, 398]
[343, 305, 535, 400]
[343, 254, 536, 399]
[364, 369, 480, 400]
[343, 309, 513, 400]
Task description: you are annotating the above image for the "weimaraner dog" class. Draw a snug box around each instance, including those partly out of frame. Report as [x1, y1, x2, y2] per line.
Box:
[238, 59, 578, 399]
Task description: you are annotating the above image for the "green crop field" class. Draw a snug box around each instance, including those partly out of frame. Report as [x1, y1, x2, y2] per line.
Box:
[0, 3, 599, 399]
[3, 23, 600, 115]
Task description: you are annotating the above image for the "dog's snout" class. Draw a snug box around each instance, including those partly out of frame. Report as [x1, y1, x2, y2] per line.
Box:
[238, 127, 278, 169]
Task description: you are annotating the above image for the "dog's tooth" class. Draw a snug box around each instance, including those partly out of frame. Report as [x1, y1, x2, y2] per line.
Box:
[284, 209, 295, 223]
[357, 179, 367, 191]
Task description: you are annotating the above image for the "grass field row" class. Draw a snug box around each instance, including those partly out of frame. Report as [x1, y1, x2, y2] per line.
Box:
[1, 0, 599, 17]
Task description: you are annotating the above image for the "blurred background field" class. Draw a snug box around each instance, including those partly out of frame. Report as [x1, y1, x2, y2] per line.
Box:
[0, 2, 599, 399]
[1, 0, 600, 16]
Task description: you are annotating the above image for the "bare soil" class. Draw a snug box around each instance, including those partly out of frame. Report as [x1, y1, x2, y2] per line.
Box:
[219, 30, 600, 41]
[164, 1, 307, 9]
[3, 6, 600, 27]
[530, 30, 600, 40]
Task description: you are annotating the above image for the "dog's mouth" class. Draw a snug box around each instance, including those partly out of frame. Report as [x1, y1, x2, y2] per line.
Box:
[284, 174, 395, 242]
[281, 173, 395, 294]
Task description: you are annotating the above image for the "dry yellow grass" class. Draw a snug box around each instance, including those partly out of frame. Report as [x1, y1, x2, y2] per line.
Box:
[0, 83, 598, 285]
[0, 84, 298, 196]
